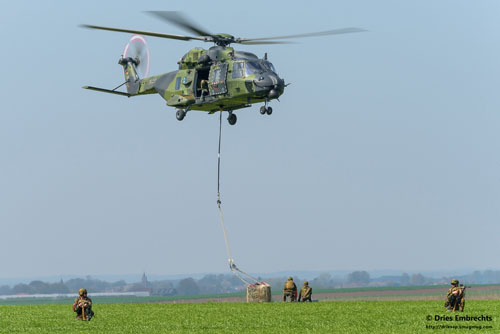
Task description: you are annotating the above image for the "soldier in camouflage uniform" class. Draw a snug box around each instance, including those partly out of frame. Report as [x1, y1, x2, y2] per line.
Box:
[200, 79, 209, 96]
[73, 288, 94, 320]
[298, 281, 312, 302]
[445, 279, 465, 312]
[283, 277, 297, 302]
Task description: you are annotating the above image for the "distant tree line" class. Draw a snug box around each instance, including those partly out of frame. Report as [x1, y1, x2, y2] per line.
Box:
[1, 270, 499, 296]
[0, 280, 69, 295]
[0, 275, 243, 297]
[459, 270, 500, 284]
[0, 277, 127, 296]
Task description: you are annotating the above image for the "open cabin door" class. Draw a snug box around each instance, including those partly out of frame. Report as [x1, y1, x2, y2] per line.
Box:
[209, 63, 228, 95]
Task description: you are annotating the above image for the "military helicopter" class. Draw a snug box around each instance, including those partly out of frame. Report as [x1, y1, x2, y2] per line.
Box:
[82, 12, 364, 125]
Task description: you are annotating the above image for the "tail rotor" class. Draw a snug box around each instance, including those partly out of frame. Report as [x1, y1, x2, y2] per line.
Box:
[122, 34, 150, 78]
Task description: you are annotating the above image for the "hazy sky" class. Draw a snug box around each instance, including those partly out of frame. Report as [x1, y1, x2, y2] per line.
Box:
[1, 0, 499, 280]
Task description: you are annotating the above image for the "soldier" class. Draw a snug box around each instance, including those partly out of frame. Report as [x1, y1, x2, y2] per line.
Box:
[445, 279, 465, 312]
[73, 288, 94, 320]
[200, 79, 209, 96]
[283, 277, 297, 302]
[298, 281, 312, 302]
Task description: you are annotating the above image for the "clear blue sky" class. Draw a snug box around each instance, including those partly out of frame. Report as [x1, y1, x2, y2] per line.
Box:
[1, 0, 499, 280]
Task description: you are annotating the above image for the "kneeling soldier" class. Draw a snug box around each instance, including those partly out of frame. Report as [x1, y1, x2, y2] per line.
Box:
[73, 288, 94, 320]
[445, 279, 465, 312]
[298, 281, 312, 302]
[283, 277, 297, 302]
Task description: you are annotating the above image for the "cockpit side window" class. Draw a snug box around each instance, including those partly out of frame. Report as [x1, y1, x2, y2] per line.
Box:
[232, 62, 245, 79]
[262, 61, 277, 73]
[245, 62, 263, 76]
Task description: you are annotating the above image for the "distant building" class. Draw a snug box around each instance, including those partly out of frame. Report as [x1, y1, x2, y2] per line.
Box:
[141, 272, 149, 288]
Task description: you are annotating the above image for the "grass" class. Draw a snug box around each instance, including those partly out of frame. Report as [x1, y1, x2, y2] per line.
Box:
[0, 300, 498, 333]
[0, 293, 246, 306]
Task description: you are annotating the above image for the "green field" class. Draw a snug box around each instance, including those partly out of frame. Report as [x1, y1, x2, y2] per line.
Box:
[0, 300, 498, 333]
[2, 284, 499, 305]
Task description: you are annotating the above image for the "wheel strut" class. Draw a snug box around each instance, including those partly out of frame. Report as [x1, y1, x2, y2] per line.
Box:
[260, 99, 273, 116]
[227, 111, 237, 125]
[176, 109, 185, 121]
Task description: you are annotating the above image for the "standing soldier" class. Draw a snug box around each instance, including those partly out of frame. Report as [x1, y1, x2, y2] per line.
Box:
[298, 281, 313, 302]
[283, 277, 297, 302]
[200, 79, 209, 97]
[445, 279, 466, 312]
[73, 288, 94, 320]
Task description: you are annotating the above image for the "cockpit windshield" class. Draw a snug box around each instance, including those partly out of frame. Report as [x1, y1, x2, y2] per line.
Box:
[261, 61, 277, 73]
[245, 62, 263, 76]
[233, 61, 277, 78]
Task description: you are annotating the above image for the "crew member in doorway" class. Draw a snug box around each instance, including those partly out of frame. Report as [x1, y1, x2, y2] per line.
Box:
[200, 79, 209, 96]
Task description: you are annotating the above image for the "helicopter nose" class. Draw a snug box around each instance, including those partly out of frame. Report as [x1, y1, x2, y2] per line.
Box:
[254, 72, 279, 88]
[268, 77, 285, 99]
[253, 72, 284, 99]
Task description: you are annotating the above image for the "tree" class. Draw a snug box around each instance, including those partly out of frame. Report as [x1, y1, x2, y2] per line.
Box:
[65, 277, 119, 293]
[125, 283, 150, 292]
[410, 273, 425, 285]
[12, 283, 33, 294]
[151, 281, 176, 296]
[0, 285, 11, 295]
[400, 273, 410, 285]
[198, 274, 221, 294]
[112, 280, 127, 288]
[311, 273, 333, 289]
[347, 271, 370, 285]
[48, 282, 70, 293]
[177, 278, 200, 296]
[29, 280, 49, 293]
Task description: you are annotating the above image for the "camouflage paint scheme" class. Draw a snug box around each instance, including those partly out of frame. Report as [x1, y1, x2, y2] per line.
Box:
[82, 12, 364, 122]
[87, 45, 285, 115]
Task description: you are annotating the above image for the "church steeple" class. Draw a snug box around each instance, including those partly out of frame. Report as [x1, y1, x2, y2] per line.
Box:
[141, 272, 148, 287]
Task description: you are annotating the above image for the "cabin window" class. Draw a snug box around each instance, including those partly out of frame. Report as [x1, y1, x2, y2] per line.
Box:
[210, 63, 228, 95]
[245, 62, 262, 76]
[232, 62, 245, 78]
[212, 68, 222, 83]
[175, 77, 181, 90]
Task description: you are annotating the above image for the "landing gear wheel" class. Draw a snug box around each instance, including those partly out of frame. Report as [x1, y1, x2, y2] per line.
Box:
[260, 106, 267, 115]
[176, 109, 185, 121]
[227, 113, 237, 125]
[266, 107, 273, 115]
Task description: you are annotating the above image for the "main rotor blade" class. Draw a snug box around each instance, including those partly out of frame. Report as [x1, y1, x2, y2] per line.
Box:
[146, 11, 212, 37]
[239, 27, 366, 42]
[238, 40, 294, 45]
[81, 24, 205, 42]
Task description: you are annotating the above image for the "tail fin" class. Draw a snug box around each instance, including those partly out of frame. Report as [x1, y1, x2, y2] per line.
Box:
[119, 57, 141, 95]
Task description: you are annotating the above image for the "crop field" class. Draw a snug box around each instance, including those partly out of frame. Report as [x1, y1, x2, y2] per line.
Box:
[2, 284, 499, 305]
[0, 300, 498, 333]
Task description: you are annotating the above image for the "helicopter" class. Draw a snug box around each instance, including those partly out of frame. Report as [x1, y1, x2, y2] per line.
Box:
[82, 11, 364, 125]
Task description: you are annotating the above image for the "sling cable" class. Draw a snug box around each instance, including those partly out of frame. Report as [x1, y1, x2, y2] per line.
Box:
[216, 109, 261, 286]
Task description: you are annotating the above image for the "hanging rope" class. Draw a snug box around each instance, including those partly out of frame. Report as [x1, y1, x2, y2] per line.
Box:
[216, 109, 261, 286]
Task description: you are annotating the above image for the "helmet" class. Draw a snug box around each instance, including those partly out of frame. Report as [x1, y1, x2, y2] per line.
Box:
[304, 281, 309, 285]
[288, 277, 293, 281]
[451, 279, 459, 285]
[78, 288, 87, 296]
